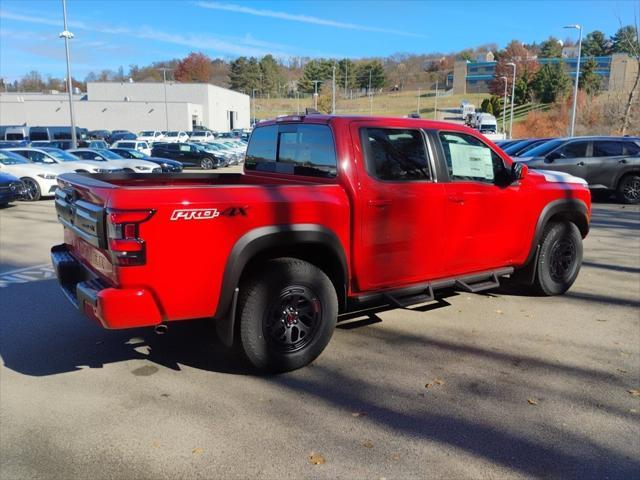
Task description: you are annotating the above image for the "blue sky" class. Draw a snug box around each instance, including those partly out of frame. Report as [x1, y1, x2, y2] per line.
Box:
[0, 0, 637, 81]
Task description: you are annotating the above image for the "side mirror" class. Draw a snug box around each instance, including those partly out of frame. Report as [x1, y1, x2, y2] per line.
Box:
[511, 162, 527, 181]
[546, 151, 564, 163]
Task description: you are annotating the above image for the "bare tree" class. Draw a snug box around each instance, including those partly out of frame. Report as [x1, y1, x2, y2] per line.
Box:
[618, 14, 640, 135]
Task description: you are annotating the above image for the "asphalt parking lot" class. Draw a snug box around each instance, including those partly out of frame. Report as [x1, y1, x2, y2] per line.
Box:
[0, 193, 638, 479]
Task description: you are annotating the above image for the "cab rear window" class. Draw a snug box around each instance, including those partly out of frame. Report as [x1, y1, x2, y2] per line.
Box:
[246, 124, 337, 178]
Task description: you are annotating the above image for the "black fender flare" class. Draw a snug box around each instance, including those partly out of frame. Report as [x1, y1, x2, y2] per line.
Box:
[214, 224, 348, 346]
[524, 198, 589, 266]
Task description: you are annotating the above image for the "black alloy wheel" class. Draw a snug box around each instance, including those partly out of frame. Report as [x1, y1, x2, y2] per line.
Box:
[263, 286, 322, 353]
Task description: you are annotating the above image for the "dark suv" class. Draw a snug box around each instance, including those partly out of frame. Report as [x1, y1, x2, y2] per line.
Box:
[151, 143, 225, 169]
[516, 136, 640, 204]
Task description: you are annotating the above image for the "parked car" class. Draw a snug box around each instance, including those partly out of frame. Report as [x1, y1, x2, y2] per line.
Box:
[163, 131, 190, 143]
[109, 148, 183, 172]
[137, 130, 165, 144]
[111, 140, 152, 156]
[503, 138, 552, 157]
[107, 131, 136, 144]
[0, 150, 58, 201]
[51, 115, 591, 372]
[29, 140, 73, 150]
[202, 142, 238, 165]
[151, 143, 225, 169]
[4, 126, 29, 141]
[0, 141, 29, 149]
[89, 130, 111, 140]
[188, 131, 216, 143]
[8, 147, 119, 174]
[0, 171, 26, 206]
[88, 140, 109, 150]
[495, 139, 522, 149]
[68, 148, 161, 173]
[516, 136, 640, 204]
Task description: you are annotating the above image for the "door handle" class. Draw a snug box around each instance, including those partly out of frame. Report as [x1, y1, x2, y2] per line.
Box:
[368, 199, 390, 208]
[576, 161, 585, 166]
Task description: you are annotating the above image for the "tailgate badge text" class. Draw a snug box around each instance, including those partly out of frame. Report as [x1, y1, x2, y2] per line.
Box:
[171, 208, 220, 221]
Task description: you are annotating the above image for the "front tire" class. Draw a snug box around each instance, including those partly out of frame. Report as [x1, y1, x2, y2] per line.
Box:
[238, 258, 338, 373]
[20, 178, 41, 201]
[616, 174, 640, 204]
[532, 221, 582, 296]
[201, 157, 215, 169]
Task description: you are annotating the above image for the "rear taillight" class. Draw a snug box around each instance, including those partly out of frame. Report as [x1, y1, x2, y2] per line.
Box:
[106, 209, 155, 266]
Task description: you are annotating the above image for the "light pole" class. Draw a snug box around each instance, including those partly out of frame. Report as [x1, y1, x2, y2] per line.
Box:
[500, 76, 508, 135]
[331, 63, 336, 114]
[506, 62, 516, 139]
[251, 88, 258, 124]
[564, 24, 583, 137]
[59, 0, 77, 148]
[368, 68, 373, 115]
[433, 78, 439, 120]
[156, 68, 173, 132]
[311, 80, 321, 110]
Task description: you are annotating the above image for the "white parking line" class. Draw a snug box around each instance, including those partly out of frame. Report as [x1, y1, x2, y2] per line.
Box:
[0, 264, 55, 288]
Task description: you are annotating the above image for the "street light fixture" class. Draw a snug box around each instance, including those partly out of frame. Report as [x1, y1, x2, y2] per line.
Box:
[251, 88, 259, 125]
[59, 0, 77, 148]
[499, 76, 508, 135]
[506, 62, 516, 139]
[564, 24, 583, 137]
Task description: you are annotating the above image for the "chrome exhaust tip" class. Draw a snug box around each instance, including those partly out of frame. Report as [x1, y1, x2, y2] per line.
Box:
[154, 324, 168, 335]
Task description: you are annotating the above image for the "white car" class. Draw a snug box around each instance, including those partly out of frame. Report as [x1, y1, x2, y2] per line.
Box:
[0, 150, 59, 201]
[163, 131, 190, 143]
[111, 140, 152, 156]
[189, 131, 216, 143]
[137, 130, 164, 144]
[8, 147, 119, 174]
[68, 149, 161, 173]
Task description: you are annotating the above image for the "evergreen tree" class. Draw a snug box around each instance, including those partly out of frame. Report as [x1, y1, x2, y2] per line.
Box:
[579, 58, 602, 95]
[355, 61, 386, 91]
[611, 25, 640, 55]
[539, 37, 563, 58]
[582, 30, 612, 57]
[259, 55, 284, 95]
[532, 62, 571, 103]
[297, 59, 333, 93]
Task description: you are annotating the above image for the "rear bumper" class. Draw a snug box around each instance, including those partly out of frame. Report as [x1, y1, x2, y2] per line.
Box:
[51, 244, 162, 329]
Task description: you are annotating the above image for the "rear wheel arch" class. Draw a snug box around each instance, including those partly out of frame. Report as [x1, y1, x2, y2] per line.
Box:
[214, 225, 348, 345]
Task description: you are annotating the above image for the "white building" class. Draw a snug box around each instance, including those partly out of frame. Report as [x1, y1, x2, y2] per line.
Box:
[0, 82, 250, 133]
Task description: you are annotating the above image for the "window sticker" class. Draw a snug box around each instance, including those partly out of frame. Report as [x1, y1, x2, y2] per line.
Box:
[449, 143, 494, 180]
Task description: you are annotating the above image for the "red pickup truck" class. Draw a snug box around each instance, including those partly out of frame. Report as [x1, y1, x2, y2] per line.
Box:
[52, 115, 591, 372]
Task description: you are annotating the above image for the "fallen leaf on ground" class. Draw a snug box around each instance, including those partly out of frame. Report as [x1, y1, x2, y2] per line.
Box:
[434, 379, 444, 385]
[309, 453, 325, 465]
[628, 389, 640, 397]
[192, 448, 203, 455]
[351, 411, 367, 417]
[527, 398, 539, 406]
[391, 453, 401, 461]
[630, 408, 638, 413]
[617, 369, 627, 374]
[363, 441, 374, 448]
[495, 309, 504, 314]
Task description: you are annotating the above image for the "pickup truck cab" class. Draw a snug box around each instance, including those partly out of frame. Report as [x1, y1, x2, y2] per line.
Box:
[51, 115, 591, 372]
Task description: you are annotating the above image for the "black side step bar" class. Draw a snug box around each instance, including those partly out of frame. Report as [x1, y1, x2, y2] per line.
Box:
[384, 284, 435, 309]
[454, 273, 500, 293]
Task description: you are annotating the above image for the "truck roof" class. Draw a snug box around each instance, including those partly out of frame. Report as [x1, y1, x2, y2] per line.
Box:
[256, 114, 473, 133]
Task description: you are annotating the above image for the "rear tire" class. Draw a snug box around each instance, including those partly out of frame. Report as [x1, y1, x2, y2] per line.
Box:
[20, 177, 41, 201]
[532, 221, 582, 296]
[238, 258, 338, 373]
[616, 174, 640, 204]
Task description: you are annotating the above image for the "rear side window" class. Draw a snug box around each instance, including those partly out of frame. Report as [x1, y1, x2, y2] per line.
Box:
[360, 128, 431, 181]
[625, 142, 640, 156]
[593, 141, 624, 157]
[439, 131, 508, 184]
[558, 141, 588, 158]
[246, 124, 337, 178]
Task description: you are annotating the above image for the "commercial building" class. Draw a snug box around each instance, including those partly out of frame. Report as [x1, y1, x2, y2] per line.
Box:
[0, 82, 250, 132]
[449, 53, 638, 95]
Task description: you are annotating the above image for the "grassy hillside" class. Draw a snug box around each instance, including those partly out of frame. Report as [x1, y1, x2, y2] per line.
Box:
[252, 89, 488, 120]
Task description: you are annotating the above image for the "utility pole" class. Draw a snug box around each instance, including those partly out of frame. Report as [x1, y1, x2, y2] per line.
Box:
[344, 62, 348, 98]
[417, 87, 421, 115]
[296, 90, 300, 115]
[564, 24, 583, 137]
[59, 0, 77, 148]
[433, 78, 439, 120]
[368, 68, 373, 115]
[506, 62, 517, 139]
[156, 68, 173, 132]
[500, 76, 508, 135]
[331, 63, 336, 114]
